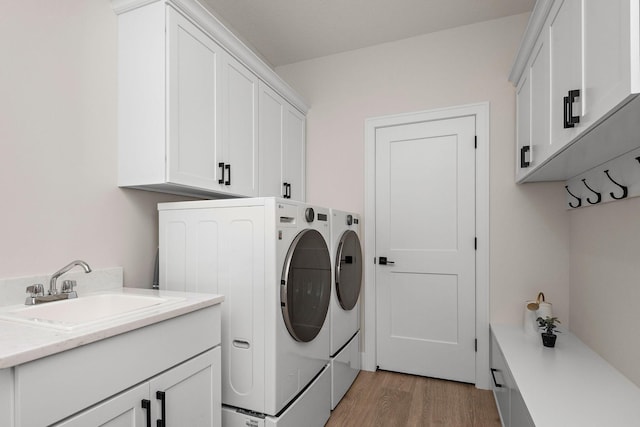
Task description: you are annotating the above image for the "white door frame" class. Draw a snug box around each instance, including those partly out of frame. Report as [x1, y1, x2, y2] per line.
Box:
[363, 102, 491, 390]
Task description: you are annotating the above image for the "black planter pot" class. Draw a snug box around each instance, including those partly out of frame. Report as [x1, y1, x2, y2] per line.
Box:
[541, 333, 557, 348]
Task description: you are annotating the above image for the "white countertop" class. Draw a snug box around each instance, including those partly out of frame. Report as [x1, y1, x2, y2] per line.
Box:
[491, 323, 640, 427]
[0, 288, 224, 369]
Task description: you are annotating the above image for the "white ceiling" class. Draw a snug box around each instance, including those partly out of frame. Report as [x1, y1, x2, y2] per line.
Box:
[202, 0, 535, 67]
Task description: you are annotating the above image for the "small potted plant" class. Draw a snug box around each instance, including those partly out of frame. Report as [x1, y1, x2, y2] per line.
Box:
[537, 316, 560, 348]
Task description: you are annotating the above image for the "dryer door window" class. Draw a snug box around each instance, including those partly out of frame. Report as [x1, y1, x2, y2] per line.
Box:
[335, 230, 363, 311]
[281, 229, 331, 342]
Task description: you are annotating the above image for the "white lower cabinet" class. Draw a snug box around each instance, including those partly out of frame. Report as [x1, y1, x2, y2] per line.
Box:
[490, 329, 534, 427]
[54, 348, 220, 427]
[54, 383, 148, 427]
[9, 304, 221, 427]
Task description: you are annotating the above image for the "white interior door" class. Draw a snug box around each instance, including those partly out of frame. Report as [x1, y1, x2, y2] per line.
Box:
[375, 115, 476, 383]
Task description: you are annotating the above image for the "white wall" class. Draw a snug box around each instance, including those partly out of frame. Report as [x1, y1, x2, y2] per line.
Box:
[276, 13, 570, 325]
[0, 0, 190, 286]
[570, 197, 640, 386]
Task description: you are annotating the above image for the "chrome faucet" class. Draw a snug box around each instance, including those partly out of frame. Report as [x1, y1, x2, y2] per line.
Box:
[49, 260, 92, 295]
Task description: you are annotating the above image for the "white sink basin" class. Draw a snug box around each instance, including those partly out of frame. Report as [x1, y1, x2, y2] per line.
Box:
[0, 292, 184, 331]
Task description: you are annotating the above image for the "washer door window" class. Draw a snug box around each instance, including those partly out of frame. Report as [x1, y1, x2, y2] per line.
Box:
[281, 229, 331, 342]
[335, 230, 362, 310]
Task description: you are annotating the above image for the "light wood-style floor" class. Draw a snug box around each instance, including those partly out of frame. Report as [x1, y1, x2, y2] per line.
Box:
[326, 370, 502, 427]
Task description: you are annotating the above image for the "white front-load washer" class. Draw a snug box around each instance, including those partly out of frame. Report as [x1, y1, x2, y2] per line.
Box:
[158, 198, 331, 425]
[329, 209, 363, 409]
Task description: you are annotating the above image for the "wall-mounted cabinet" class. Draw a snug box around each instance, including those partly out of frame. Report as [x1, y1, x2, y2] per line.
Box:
[113, 0, 307, 200]
[512, 0, 640, 183]
[259, 82, 306, 201]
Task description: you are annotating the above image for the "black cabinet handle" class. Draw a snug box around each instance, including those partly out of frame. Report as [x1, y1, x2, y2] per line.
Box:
[225, 164, 231, 186]
[141, 399, 151, 427]
[490, 368, 503, 388]
[218, 162, 225, 184]
[520, 145, 530, 168]
[156, 391, 166, 427]
[283, 182, 291, 199]
[378, 257, 395, 265]
[564, 89, 580, 128]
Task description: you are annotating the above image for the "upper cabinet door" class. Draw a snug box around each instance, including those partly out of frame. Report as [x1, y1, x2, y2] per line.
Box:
[515, 72, 532, 182]
[549, 0, 582, 152]
[258, 82, 285, 198]
[258, 81, 306, 201]
[529, 29, 550, 167]
[582, 0, 638, 128]
[221, 54, 259, 196]
[167, 8, 223, 190]
[283, 106, 306, 202]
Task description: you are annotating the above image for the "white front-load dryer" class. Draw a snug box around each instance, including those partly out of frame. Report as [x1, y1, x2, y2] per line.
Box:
[158, 198, 331, 425]
[329, 209, 363, 409]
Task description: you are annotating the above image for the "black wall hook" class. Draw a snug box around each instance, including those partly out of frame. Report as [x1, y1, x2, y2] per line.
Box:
[565, 185, 582, 208]
[604, 169, 628, 200]
[581, 179, 601, 204]
[636, 156, 640, 164]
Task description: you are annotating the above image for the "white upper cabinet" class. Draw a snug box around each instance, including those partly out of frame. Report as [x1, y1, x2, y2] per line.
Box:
[511, 0, 640, 183]
[259, 82, 306, 201]
[113, 0, 307, 198]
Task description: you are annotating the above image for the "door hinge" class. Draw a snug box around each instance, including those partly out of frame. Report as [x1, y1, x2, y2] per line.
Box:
[475, 338, 478, 352]
[474, 237, 477, 250]
[474, 135, 477, 149]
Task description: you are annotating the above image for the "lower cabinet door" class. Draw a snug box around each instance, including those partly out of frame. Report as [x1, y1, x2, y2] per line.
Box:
[53, 347, 221, 427]
[490, 331, 511, 427]
[490, 329, 535, 427]
[150, 347, 221, 427]
[53, 383, 148, 427]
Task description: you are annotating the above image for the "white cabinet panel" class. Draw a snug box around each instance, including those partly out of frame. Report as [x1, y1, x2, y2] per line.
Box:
[549, 0, 581, 151]
[490, 332, 510, 427]
[259, 82, 306, 201]
[582, 0, 637, 128]
[490, 329, 534, 427]
[527, 31, 550, 173]
[221, 55, 259, 196]
[258, 82, 285, 198]
[150, 347, 221, 427]
[167, 8, 223, 190]
[283, 106, 306, 201]
[54, 349, 221, 427]
[54, 384, 148, 427]
[515, 72, 531, 182]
